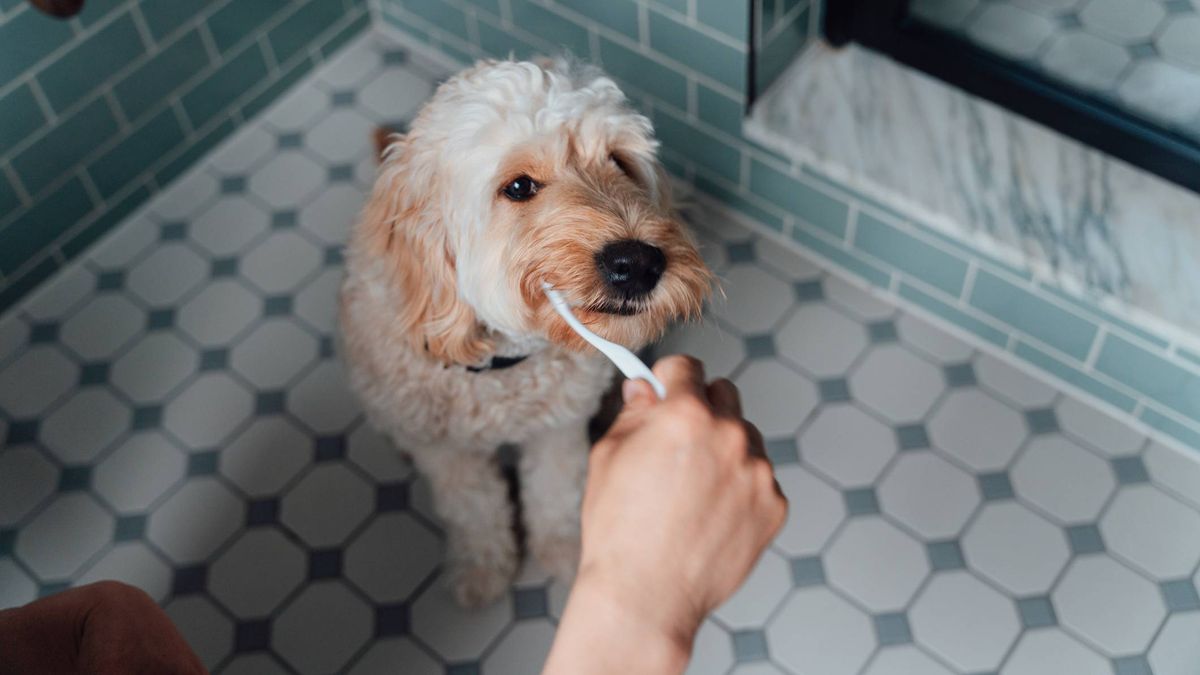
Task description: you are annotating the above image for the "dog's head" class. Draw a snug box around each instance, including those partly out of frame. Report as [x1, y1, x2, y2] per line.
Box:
[358, 58, 710, 365]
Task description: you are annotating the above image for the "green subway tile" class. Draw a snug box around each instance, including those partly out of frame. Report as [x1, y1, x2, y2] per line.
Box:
[1038, 283, 1170, 350]
[39, 13, 147, 113]
[511, 0, 589, 57]
[792, 226, 891, 288]
[0, 176, 93, 274]
[910, 217, 1033, 282]
[0, 257, 57, 317]
[241, 54, 314, 120]
[1181, 348, 1200, 369]
[969, 269, 1098, 360]
[319, 9, 371, 58]
[658, 147, 689, 179]
[89, 108, 185, 198]
[697, 84, 743, 136]
[477, 18, 540, 59]
[181, 43, 268, 128]
[77, 0, 124, 26]
[854, 212, 967, 297]
[756, 6, 807, 94]
[554, 0, 638, 37]
[650, 0, 688, 13]
[748, 160, 848, 238]
[12, 97, 119, 197]
[208, 0, 289, 53]
[463, 0, 502, 16]
[697, 0, 749, 40]
[1140, 408, 1200, 452]
[0, 84, 47, 156]
[268, 0, 344, 64]
[61, 183, 151, 260]
[694, 172, 785, 232]
[403, 0, 470, 42]
[1095, 334, 1200, 421]
[597, 37, 687, 111]
[383, 9, 433, 43]
[114, 29, 209, 123]
[648, 9, 745, 92]
[653, 107, 740, 183]
[0, 172, 19, 217]
[436, 38, 476, 65]
[155, 117, 235, 186]
[898, 281, 1009, 348]
[1014, 340, 1137, 412]
[0, 0, 24, 13]
[0, 7, 75, 84]
[140, 0, 211, 41]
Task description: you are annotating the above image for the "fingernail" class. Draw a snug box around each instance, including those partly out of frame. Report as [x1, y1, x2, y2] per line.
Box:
[621, 378, 640, 402]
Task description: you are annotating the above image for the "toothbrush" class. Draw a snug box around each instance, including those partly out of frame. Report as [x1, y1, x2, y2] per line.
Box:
[542, 283, 667, 400]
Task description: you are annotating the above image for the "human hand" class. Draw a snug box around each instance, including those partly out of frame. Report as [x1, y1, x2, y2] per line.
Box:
[544, 355, 786, 674]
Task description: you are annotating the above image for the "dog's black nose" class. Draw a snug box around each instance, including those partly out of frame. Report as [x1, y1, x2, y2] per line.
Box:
[597, 240, 666, 298]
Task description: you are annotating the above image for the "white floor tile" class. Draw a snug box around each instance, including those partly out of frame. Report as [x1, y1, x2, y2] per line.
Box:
[714, 548, 791, 628]
[962, 502, 1069, 595]
[40, 389, 128, 463]
[164, 595, 233, 671]
[909, 571, 1020, 672]
[851, 345, 945, 423]
[1000, 629, 1110, 675]
[1100, 485, 1200, 579]
[878, 451, 981, 539]
[344, 513, 442, 602]
[800, 405, 896, 488]
[776, 304, 867, 378]
[16, 493, 113, 579]
[1011, 435, 1116, 524]
[767, 587, 876, 675]
[93, 432, 186, 513]
[146, 478, 242, 565]
[280, 464, 373, 547]
[825, 516, 929, 611]
[219, 418, 312, 497]
[0, 446, 58, 526]
[208, 528, 306, 618]
[1053, 556, 1166, 656]
[929, 389, 1026, 471]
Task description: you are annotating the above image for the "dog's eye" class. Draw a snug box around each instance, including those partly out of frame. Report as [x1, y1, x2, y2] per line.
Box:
[610, 153, 634, 178]
[501, 175, 539, 201]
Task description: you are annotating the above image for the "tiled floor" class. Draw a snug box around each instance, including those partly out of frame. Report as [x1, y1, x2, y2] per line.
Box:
[2, 28, 1200, 675]
[911, 0, 1200, 138]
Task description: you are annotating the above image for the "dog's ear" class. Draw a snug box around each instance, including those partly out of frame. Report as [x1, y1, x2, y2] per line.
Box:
[356, 136, 491, 365]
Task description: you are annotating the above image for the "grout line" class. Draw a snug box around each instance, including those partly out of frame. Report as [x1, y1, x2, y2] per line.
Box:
[637, 3, 650, 46]
[686, 77, 698, 119]
[77, 168, 105, 208]
[103, 89, 130, 131]
[843, 203, 859, 247]
[128, 3, 156, 49]
[1083, 325, 1106, 370]
[197, 18, 222, 63]
[2, 163, 32, 207]
[958, 259, 978, 304]
[259, 35, 281, 76]
[171, 100, 194, 136]
[26, 78, 58, 125]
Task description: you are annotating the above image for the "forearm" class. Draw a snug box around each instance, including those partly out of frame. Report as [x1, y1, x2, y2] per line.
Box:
[543, 572, 693, 675]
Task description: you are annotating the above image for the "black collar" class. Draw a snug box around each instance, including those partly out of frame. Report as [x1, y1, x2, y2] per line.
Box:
[466, 354, 529, 372]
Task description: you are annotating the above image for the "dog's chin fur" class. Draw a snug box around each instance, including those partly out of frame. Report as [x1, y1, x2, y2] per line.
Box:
[340, 56, 710, 607]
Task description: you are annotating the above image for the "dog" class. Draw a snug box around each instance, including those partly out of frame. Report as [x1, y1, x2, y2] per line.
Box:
[339, 57, 711, 607]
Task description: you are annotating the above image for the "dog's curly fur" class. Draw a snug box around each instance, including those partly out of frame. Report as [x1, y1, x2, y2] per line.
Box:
[340, 57, 710, 607]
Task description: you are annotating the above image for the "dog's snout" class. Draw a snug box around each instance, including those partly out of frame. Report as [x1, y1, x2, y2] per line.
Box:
[597, 239, 666, 298]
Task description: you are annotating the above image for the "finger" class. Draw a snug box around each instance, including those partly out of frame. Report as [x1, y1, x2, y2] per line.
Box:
[621, 378, 657, 410]
[744, 421, 766, 459]
[706, 378, 742, 417]
[652, 354, 707, 401]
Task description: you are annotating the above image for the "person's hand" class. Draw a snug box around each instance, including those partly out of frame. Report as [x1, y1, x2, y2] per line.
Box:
[544, 355, 787, 674]
[0, 581, 207, 675]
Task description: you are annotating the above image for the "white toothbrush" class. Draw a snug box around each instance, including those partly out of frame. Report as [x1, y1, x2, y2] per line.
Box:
[542, 283, 667, 399]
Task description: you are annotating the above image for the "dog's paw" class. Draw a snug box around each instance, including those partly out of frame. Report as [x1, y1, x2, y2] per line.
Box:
[447, 560, 514, 608]
[532, 535, 580, 582]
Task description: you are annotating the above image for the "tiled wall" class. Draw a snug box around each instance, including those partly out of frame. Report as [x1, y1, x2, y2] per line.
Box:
[0, 0, 370, 312]
[373, 0, 1200, 454]
[753, 0, 812, 97]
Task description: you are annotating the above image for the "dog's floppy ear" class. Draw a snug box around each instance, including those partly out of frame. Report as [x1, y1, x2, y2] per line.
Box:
[356, 134, 491, 365]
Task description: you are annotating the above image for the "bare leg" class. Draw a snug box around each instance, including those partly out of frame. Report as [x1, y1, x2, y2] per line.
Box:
[414, 450, 517, 607]
[520, 422, 590, 581]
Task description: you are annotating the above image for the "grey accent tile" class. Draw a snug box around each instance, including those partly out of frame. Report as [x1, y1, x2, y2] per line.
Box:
[278, 132, 304, 149]
[765, 438, 799, 465]
[329, 164, 355, 182]
[726, 240, 756, 264]
[199, 348, 229, 372]
[1058, 11, 1084, 28]
[513, 586, 549, 619]
[376, 483, 409, 512]
[264, 295, 293, 317]
[790, 555, 825, 587]
[375, 602, 410, 637]
[1160, 579, 1200, 612]
[873, 612, 913, 645]
[844, 487, 880, 515]
[332, 90, 356, 107]
[39, 581, 71, 598]
[319, 336, 335, 359]
[979, 472, 1015, 501]
[186, 450, 219, 476]
[819, 378, 852, 403]
[1066, 524, 1106, 555]
[7, 420, 40, 445]
[314, 435, 346, 462]
[1016, 595, 1057, 628]
[147, 309, 175, 331]
[1026, 408, 1060, 434]
[211, 258, 239, 277]
[1127, 41, 1158, 59]
[744, 334, 776, 359]
[383, 50, 408, 65]
[1164, 0, 1194, 13]
[79, 362, 110, 386]
[172, 564, 207, 595]
[927, 540, 966, 570]
[446, 664, 480, 675]
[867, 320, 899, 344]
[256, 391, 287, 416]
[96, 270, 125, 291]
[246, 497, 280, 527]
[160, 222, 187, 241]
[132, 406, 163, 430]
[233, 618, 272, 653]
[0, 529, 15, 557]
[794, 279, 824, 302]
[113, 514, 147, 542]
[272, 210, 298, 229]
[324, 247, 344, 266]
[1111, 456, 1150, 484]
[308, 548, 342, 580]
[29, 322, 59, 343]
[944, 362, 977, 387]
[58, 465, 92, 492]
[1112, 655, 1152, 675]
[731, 629, 769, 662]
[220, 176, 247, 194]
[896, 424, 930, 450]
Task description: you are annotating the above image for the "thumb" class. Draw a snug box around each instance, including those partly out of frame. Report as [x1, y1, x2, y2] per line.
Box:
[621, 378, 657, 410]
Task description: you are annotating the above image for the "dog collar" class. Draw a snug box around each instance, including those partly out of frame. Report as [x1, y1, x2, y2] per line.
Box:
[466, 354, 529, 372]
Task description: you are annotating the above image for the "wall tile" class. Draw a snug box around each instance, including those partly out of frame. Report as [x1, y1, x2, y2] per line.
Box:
[61, 184, 152, 260]
[241, 56, 315, 121]
[1139, 408, 1200, 452]
[0, 176, 93, 274]
[597, 36, 688, 111]
[1013, 340, 1137, 412]
[181, 43, 269, 128]
[140, 0, 212, 41]
[792, 226, 891, 287]
[461, 0, 502, 17]
[0, 257, 57, 315]
[402, 0, 470, 42]
[269, 0, 345, 65]
[697, 84, 744, 136]
[1096, 334, 1200, 420]
[1039, 283, 1170, 349]
[12, 97, 119, 197]
[648, 8, 745, 91]
[0, 84, 47, 157]
[749, 159, 848, 238]
[207, 0, 290, 54]
[0, 171, 20, 217]
[477, 17, 541, 60]
[114, 30, 210, 123]
[755, 4, 808, 95]
[898, 282, 1008, 348]
[0, 7, 75, 84]
[694, 173, 785, 232]
[969, 270, 1098, 360]
[88, 108, 185, 199]
[654, 106, 741, 183]
[319, 10, 371, 59]
[76, 0, 123, 27]
[697, 0, 750, 40]
[553, 0, 638, 38]
[39, 13, 147, 113]
[510, 0, 589, 57]
[155, 118, 236, 186]
[854, 212, 968, 297]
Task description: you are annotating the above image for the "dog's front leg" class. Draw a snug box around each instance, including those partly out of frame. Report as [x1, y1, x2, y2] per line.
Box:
[414, 450, 518, 608]
[520, 422, 589, 582]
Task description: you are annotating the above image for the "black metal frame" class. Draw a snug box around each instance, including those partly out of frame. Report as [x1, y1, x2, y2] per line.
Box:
[824, 0, 1200, 194]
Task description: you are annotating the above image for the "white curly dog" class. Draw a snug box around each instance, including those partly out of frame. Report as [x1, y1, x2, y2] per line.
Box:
[340, 57, 711, 607]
